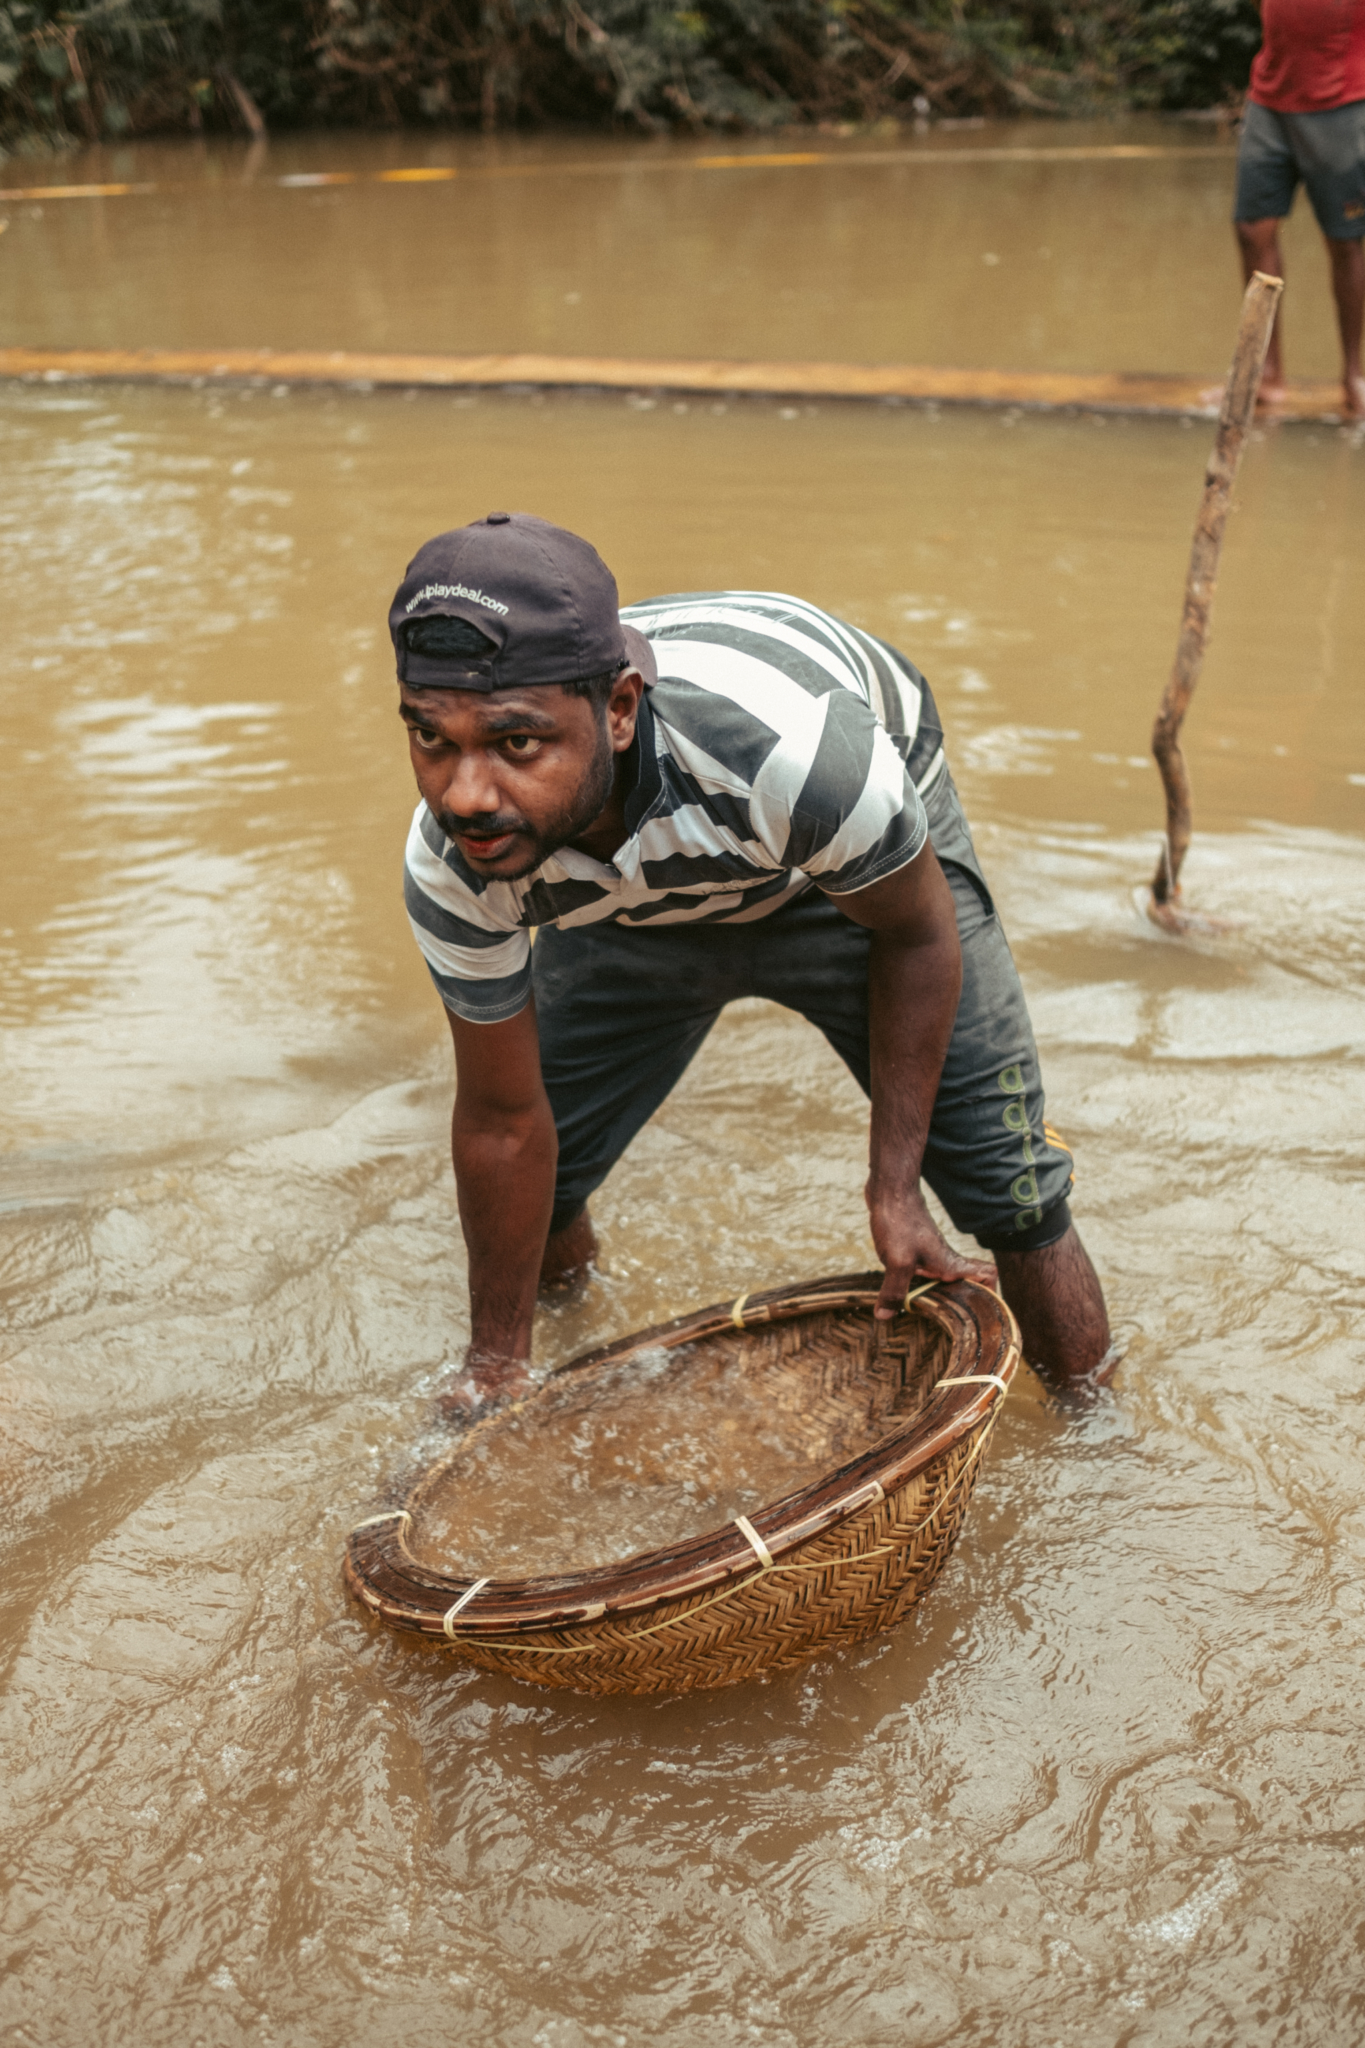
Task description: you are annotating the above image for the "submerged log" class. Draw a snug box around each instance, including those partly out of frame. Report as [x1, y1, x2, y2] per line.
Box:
[1, 341, 1345, 417]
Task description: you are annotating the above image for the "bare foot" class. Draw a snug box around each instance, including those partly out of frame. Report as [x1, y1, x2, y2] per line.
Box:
[1342, 373, 1365, 418]
[1144, 888, 1238, 937]
[1197, 372, 1287, 415]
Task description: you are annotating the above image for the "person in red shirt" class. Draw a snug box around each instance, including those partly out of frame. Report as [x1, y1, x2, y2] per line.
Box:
[1233, 0, 1365, 414]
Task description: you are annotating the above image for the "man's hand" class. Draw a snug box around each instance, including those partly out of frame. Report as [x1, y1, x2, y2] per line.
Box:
[867, 1180, 996, 1320]
[435, 1348, 535, 1427]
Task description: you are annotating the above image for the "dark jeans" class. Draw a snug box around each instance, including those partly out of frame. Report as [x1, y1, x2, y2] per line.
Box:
[532, 769, 1074, 1253]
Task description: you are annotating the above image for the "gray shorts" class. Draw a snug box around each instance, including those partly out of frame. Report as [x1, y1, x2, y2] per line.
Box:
[532, 768, 1075, 1255]
[1234, 97, 1365, 240]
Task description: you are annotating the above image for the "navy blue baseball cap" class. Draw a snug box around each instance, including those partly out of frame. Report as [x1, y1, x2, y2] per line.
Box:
[389, 512, 627, 692]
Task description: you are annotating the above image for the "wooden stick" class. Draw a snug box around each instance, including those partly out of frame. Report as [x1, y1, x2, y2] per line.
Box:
[1149, 270, 1283, 912]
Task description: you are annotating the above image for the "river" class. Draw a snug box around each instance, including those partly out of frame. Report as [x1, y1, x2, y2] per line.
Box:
[2, 123, 1364, 2047]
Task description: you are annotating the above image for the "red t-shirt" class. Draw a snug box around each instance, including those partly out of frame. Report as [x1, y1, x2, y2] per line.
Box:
[1250, 0, 1365, 110]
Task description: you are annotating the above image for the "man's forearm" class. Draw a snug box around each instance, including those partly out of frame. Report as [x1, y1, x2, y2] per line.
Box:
[452, 1097, 557, 1367]
[866, 921, 961, 1197]
[832, 844, 983, 1308]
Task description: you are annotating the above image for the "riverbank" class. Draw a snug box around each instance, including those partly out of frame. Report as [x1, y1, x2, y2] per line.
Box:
[1, 1, 1260, 159]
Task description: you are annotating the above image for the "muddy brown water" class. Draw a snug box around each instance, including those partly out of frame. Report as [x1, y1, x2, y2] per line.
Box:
[0, 118, 1356, 383]
[408, 1309, 944, 1580]
[3, 131, 1365, 2048]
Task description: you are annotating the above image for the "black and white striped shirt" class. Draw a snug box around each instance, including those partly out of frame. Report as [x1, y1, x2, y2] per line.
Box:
[404, 591, 945, 1022]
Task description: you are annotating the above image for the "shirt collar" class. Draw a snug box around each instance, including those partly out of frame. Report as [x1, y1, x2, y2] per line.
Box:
[621, 685, 661, 836]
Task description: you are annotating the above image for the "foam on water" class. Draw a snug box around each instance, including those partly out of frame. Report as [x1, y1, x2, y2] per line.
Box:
[409, 1317, 931, 1575]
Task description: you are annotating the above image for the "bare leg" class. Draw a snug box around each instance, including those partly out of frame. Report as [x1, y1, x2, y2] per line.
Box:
[1326, 235, 1365, 416]
[539, 1206, 598, 1291]
[1235, 217, 1288, 402]
[995, 1223, 1113, 1391]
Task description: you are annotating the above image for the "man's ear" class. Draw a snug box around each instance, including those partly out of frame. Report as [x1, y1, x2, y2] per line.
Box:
[606, 667, 646, 753]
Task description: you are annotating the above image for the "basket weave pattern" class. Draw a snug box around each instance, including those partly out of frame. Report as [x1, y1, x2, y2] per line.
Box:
[345, 1274, 1020, 1697]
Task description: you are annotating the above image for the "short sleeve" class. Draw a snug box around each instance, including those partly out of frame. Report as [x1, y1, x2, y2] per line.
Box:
[772, 688, 928, 894]
[403, 804, 532, 1022]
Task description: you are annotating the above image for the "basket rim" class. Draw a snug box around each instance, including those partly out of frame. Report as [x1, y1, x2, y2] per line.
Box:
[345, 1272, 1020, 1639]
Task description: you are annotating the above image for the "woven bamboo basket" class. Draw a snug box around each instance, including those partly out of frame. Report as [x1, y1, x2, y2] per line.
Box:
[344, 1272, 1020, 1697]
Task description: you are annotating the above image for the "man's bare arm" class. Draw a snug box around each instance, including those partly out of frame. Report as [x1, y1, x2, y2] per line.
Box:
[833, 841, 993, 1318]
[446, 999, 557, 1398]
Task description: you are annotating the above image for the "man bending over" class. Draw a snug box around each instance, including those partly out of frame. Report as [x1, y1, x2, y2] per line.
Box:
[392, 514, 1112, 1406]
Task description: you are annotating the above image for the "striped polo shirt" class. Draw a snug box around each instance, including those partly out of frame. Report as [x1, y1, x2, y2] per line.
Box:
[403, 590, 946, 1022]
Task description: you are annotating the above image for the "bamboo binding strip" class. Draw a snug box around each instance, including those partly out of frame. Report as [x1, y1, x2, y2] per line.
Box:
[343, 1272, 1021, 1697]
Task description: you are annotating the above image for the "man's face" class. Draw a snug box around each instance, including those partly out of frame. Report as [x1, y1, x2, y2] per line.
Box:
[398, 679, 635, 881]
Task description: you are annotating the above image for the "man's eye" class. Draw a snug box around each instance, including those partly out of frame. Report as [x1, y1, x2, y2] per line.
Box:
[410, 727, 442, 751]
[502, 734, 542, 757]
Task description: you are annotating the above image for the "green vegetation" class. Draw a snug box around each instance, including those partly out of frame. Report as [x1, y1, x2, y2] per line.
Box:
[1, 1, 1262, 155]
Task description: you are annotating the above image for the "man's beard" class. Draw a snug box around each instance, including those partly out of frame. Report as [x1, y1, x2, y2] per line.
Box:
[437, 720, 616, 881]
